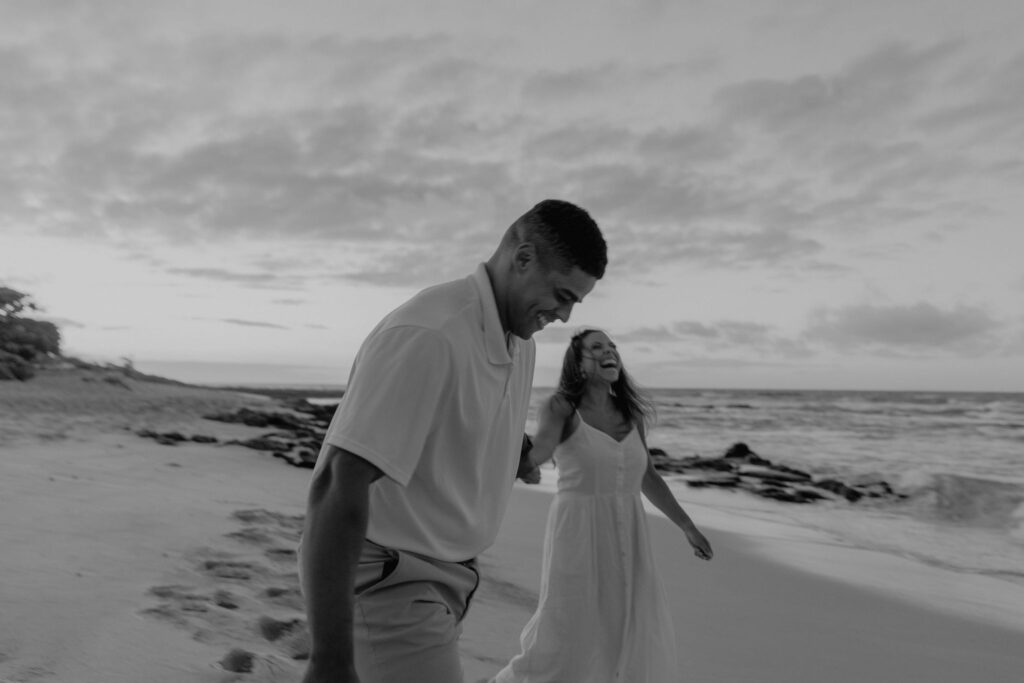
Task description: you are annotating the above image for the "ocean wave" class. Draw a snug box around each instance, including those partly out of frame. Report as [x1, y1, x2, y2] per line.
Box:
[893, 472, 1024, 529]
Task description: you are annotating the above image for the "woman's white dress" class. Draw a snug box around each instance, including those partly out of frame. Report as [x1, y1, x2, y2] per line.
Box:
[493, 416, 679, 683]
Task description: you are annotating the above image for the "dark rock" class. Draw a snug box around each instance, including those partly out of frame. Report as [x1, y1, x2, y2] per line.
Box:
[138, 429, 187, 444]
[853, 479, 895, 498]
[650, 454, 689, 474]
[683, 474, 741, 488]
[646, 441, 902, 506]
[789, 486, 828, 502]
[755, 485, 816, 504]
[772, 463, 813, 479]
[190, 434, 218, 443]
[229, 437, 293, 452]
[723, 442, 773, 466]
[688, 457, 737, 472]
[814, 479, 864, 502]
[738, 465, 811, 483]
[724, 442, 754, 458]
[204, 407, 308, 431]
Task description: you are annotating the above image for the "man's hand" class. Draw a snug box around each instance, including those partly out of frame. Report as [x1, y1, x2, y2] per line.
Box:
[515, 433, 540, 484]
[518, 463, 541, 484]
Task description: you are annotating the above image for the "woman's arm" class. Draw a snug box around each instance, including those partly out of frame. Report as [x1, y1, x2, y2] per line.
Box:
[525, 393, 574, 468]
[638, 425, 713, 561]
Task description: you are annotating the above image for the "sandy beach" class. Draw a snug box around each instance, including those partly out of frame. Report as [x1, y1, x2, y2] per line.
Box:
[2, 368, 1022, 683]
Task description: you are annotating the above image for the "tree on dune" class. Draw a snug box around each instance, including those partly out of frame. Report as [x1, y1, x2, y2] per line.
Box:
[0, 286, 62, 381]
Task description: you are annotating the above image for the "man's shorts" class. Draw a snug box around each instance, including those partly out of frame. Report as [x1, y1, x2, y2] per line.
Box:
[352, 539, 480, 683]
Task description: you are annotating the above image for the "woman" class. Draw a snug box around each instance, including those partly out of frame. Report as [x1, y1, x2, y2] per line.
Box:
[493, 328, 713, 683]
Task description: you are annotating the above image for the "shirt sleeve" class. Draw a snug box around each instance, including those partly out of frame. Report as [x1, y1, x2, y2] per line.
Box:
[323, 325, 452, 486]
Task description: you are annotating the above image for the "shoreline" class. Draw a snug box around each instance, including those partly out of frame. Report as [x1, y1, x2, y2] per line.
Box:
[666, 486, 1024, 635]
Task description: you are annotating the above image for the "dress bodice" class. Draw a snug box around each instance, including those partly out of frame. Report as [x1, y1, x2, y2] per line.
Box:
[554, 416, 647, 496]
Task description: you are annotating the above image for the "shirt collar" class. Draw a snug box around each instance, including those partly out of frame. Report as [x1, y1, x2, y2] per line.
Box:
[470, 263, 515, 365]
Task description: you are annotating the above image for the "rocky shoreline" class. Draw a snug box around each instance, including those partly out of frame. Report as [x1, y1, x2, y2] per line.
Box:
[650, 442, 903, 504]
[136, 399, 905, 506]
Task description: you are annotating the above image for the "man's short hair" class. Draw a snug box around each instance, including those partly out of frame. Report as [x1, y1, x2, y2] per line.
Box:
[511, 199, 608, 279]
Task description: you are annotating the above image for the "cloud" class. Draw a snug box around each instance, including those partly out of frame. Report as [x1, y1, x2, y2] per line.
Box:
[220, 318, 289, 329]
[715, 41, 960, 139]
[635, 126, 738, 165]
[616, 319, 813, 358]
[655, 356, 791, 369]
[617, 324, 708, 344]
[167, 268, 270, 284]
[522, 63, 677, 104]
[920, 50, 1024, 144]
[524, 123, 636, 163]
[532, 323, 632, 347]
[0, 26, 521, 251]
[532, 326, 579, 346]
[166, 267, 308, 290]
[699, 41, 1022, 240]
[3, 10, 1019, 300]
[37, 315, 85, 329]
[594, 307, 1010, 362]
[805, 302, 1000, 351]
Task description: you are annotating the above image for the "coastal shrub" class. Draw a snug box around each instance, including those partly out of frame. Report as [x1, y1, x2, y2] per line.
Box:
[0, 350, 34, 381]
[0, 318, 61, 360]
[0, 286, 61, 380]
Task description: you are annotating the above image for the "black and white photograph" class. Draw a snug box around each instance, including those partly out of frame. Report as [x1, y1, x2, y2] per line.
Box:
[1, 1, 1022, 682]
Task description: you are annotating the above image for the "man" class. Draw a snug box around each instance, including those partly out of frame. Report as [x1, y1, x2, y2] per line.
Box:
[300, 199, 608, 683]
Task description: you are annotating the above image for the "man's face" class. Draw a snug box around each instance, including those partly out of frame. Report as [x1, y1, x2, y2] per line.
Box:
[510, 254, 597, 340]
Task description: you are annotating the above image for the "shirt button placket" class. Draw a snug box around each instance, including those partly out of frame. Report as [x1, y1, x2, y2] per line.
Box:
[617, 444, 627, 561]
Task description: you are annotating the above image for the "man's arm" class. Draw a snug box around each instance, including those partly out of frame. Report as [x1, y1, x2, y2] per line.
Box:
[300, 445, 383, 683]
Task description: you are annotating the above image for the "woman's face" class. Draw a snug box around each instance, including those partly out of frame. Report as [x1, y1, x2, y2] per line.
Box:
[580, 331, 620, 384]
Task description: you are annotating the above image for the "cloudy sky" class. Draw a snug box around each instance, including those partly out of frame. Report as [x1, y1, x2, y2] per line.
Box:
[2, 0, 1023, 391]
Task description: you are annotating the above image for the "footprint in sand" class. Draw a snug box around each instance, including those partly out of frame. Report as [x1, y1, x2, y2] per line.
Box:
[141, 508, 310, 678]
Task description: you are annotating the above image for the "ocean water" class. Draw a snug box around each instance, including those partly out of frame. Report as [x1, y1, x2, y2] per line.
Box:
[524, 388, 1024, 594]
[308, 385, 1024, 620]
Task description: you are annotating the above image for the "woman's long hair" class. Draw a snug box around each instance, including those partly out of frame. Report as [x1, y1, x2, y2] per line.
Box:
[556, 328, 656, 430]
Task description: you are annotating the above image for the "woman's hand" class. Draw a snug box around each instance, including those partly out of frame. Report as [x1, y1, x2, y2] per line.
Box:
[686, 528, 713, 561]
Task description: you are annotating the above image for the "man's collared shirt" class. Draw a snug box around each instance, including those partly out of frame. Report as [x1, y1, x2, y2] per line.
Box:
[315, 263, 536, 561]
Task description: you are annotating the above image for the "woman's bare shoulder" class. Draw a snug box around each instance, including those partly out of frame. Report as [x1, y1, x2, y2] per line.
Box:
[546, 392, 574, 417]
